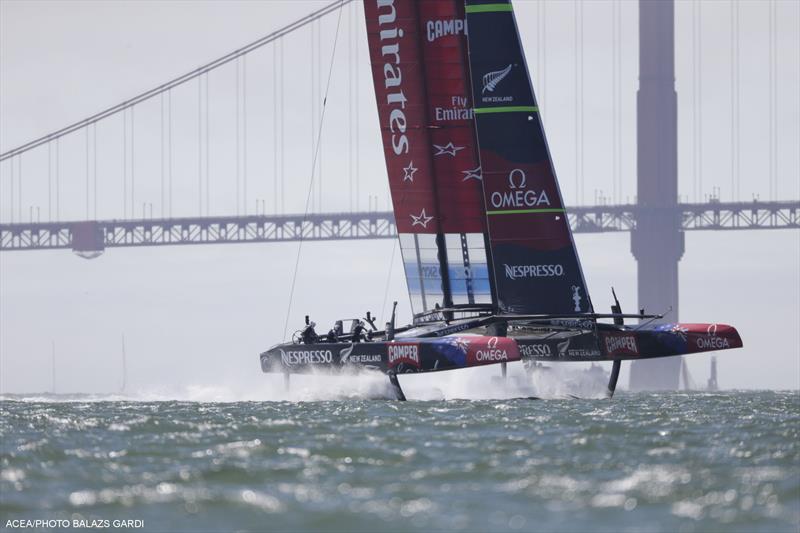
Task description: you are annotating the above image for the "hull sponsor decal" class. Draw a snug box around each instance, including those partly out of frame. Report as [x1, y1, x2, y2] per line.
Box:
[696, 324, 731, 350]
[520, 343, 552, 358]
[603, 334, 639, 357]
[339, 345, 383, 365]
[465, 336, 520, 366]
[388, 343, 420, 368]
[280, 349, 334, 366]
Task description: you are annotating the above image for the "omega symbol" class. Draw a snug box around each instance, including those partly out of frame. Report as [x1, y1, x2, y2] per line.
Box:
[508, 169, 527, 189]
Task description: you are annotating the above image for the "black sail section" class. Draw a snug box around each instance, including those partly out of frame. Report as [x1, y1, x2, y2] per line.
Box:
[465, 0, 593, 314]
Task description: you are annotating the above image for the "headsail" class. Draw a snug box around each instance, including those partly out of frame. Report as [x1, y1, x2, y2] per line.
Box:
[464, 0, 593, 314]
[365, 0, 492, 315]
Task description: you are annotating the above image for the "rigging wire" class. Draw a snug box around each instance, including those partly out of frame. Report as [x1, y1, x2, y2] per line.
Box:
[380, 239, 398, 322]
[282, 0, 346, 342]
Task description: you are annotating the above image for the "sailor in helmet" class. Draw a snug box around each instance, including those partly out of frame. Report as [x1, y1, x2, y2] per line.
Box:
[301, 321, 319, 345]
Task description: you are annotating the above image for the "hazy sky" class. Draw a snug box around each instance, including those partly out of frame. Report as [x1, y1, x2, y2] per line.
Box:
[1, 0, 798, 395]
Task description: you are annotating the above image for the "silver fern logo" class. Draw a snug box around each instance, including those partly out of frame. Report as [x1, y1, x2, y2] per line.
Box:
[482, 64, 513, 93]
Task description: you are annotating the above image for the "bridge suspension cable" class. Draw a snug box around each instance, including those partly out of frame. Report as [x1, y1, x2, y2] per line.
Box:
[0, 0, 354, 162]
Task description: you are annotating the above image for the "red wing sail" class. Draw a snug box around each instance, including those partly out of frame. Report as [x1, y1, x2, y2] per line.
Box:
[465, 0, 593, 314]
[365, 0, 492, 314]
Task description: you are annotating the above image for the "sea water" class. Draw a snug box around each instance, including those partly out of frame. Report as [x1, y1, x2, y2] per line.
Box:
[1, 391, 798, 532]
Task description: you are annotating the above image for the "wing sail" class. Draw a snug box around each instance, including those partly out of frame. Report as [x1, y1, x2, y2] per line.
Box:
[365, 0, 493, 315]
[464, 0, 593, 314]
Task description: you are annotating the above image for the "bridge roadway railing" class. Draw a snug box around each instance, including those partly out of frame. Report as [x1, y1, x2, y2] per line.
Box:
[1, 201, 797, 253]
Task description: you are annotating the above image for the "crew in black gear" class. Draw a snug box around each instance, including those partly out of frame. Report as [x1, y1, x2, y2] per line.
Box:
[351, 320, 367, 343]
[301, 321, 319, 344]
[326, 328, 338, 343]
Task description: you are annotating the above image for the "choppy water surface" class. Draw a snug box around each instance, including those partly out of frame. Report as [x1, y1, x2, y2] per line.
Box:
[1, 391, 798, 532]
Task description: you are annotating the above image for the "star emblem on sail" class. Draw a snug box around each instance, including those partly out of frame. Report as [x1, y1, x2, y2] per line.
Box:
[482, 64, 513, 93]
[410, 209, 434, 228]
[402, 161, 418, 182]
[461, 166, 482, 181]
[433, 142, 464, 157]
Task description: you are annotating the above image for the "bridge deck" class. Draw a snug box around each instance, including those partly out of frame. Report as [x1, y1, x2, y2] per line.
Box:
[1, 201, 797, 253]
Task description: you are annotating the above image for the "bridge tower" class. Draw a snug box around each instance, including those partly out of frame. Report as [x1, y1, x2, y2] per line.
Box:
[629, 0, 684, 390]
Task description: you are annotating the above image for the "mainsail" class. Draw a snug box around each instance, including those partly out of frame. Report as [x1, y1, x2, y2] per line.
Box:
[464, 0, 593, 314]
[365, 0, 491, 315]
[365, 0, 591, 317]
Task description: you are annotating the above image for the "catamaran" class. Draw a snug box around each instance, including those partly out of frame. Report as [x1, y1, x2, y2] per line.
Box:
[259, 0, 742, 399]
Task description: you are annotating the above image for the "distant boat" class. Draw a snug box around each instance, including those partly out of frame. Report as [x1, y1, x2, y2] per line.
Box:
[259, 0, 742, 400]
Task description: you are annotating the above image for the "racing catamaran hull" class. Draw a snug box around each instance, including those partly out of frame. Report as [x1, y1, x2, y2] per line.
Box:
[261, 323, 742, 374]
[258, 0, 743, 399]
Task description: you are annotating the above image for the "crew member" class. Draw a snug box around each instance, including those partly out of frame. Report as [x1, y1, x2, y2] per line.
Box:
[351, 320, 367, 343]
[301, 321, 318, 344]
[326, 327, 338, 343]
